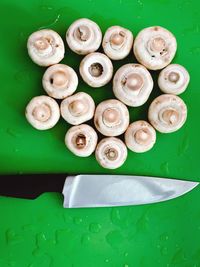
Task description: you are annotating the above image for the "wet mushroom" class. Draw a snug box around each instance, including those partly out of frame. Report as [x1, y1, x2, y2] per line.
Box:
[102, 26, 133, 60]
[27, 29, 65, 67]
[25, 95, 60, 130]
[66, 18, 102, 55]
[42, 64, 78, 99]
[113, 64, 153, 107]
[94, 99, 129, 136]
[125, 120, 156, 153]
[95, 137, 127, 169]
[148, 94, 187, 133]
[79, 52, 113, 87]
[60, 92, 95, 125]
[133, 26, 177, 70]
[158, 64, 190, 95]
[65, 124, 98, 157]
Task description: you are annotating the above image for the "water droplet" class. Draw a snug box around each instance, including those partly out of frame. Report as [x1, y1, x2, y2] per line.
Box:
[6, 229, 23, 245]
[89, 223, 101, 233]
[124, 264, 129, 267]
[136, 211, 149, 232]
[159, 233, 169, 242]
[106, 230, 124, 249]
[36, 233, 47, 247]
[81, 234, 91, 245]
[161, 246, 168, 255]
[105, 259, 109, 263]
[124, 252, 128, 257]
[73, 217, 83, 225]
[160, 162, 169, 174]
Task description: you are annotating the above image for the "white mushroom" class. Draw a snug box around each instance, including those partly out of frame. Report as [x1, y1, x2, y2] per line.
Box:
[42, 64, 78, 99]
[158, 64, 190, 95]
[94, 99, 129, 136]
[125, 120, 156, 153]
[95, 137, 127, 169]
[102, 26, 133, 60]
[148, 94, 187, 133]
[65, 124, 98, 157]
[113, 64, 153, 107]
[25, 95, 60, 130]
[66, 18, 102, 55]
[133, 26, 177, 70]
[27, 29, 65, 67]
[60, 92, 95, 125]
[79, 52, 113, 87]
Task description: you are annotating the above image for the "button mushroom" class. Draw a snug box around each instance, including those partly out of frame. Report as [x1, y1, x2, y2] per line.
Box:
[95, 137, 127, 169]
[25, 95, 60, 130]
[65, 124, 98, 157]
[42, 64, 78, 99]
[125, 120, 156, 153]
[94, 99, 129, 136]
[27, 29, 65, 67]
[158, 64, 190, 95]
[79, 52, 113, 87]
[113, 64, 153, 107]
[102, 26, 133, 60]
[133, 26, 177, 70]
[148, 94, 187, 133]
[60, 92, 95, 125]
[66, 18, 102, 55]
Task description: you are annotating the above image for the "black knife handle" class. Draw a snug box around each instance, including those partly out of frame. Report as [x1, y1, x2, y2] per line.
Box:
[0, 174, 67, 199]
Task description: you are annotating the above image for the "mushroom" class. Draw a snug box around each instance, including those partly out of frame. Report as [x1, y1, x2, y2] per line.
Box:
[60, 92, 95, 125]
[94, 99, 129, 136]
[113, 64, 153, 107]
[25, 95, 60, 130]
[27, 29, 65, 67]
[66, 18, 102, 55]
[148, 94, 187, 133]
[42, 64, 78, 99]
[125, 120, 156, 153]
[65, 124, 98, 157]
[95, 137, 127, 169]
[102, 26, 133, 60]
[79, 52, 113, 87]
[158, 64, 190, 95]
[133, 26, 177, 70]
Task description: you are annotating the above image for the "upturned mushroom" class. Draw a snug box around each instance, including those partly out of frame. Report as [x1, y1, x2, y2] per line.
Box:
[133, 26, 177, 70]
[95, 137, 127, 169]
[125, 120, 156, 153]
[113, 64, 153, 107]
[66, 18, 102, 55]
[65, 124, 98, 157]
[102, 26, 133, 60]
[60, 92, 95, 125]
[79, 52, 113, 87]
[158, 64, 190, 95]
[27, 29, 65, 67]
[25, 95, 60, 130]
[42, 64, 78, 99]
[94, 99, 129, 136]
[148, 94, 187, 133]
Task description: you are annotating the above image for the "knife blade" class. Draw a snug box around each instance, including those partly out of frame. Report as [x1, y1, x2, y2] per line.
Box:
[0, 174, 198, 208]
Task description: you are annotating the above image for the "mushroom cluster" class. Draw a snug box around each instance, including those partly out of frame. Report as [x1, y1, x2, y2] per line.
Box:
[26, 19, 189, 169]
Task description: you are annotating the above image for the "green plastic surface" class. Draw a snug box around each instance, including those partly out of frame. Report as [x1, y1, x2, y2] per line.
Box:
[0, 0, 200, 266]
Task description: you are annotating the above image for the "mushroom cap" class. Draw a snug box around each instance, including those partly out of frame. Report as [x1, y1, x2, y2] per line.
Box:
[125, 120, 156, 153]
[113, 63, 153, 107]
[27, 29, 65, 67]
[94, 99, 129, 136]
[133, 26, 177, 70]
[42, 64, 78, 99]
[60, 92, 95, 125]
[158, 64, 190, 95]
[95, 137, 127, 169]
[102, 26, 133, 60]
[66, 18, 102, 55]
[148, 94, 187, 133]
[65, 124, 98, 157]
[79, 52, 113, 87]
[25, 95, 60, 130]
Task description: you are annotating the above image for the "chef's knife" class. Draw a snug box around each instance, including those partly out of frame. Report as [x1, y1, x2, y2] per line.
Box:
[0, 174, 198, 208]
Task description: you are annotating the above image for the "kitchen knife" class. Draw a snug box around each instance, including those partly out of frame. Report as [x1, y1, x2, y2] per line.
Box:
[0, 174, 198, 208]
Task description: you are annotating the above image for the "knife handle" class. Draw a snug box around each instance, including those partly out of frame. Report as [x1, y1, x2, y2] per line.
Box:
[0, 174, 67, 199]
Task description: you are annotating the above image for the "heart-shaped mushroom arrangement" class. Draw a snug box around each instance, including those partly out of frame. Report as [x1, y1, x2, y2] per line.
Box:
[26, 18, 190, 169]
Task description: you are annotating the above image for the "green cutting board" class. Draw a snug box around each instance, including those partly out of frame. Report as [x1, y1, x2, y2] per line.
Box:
[0, 0, 200, 266]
